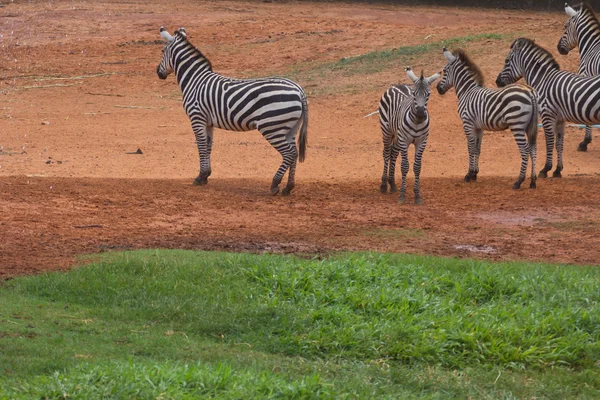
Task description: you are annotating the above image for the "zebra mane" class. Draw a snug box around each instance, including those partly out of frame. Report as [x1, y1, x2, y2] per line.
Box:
[453, 49, 484, 86]
[513, 38, 561, 71]
[174, 30, 213, 72]
[575, 2, 600, 26]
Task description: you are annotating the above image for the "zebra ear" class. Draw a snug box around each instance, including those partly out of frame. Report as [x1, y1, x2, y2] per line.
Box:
[405, 67, 419, 82]
[160, 26, 174, 42]
[426, 72, 441, 85]
[565, 3, 577, 17]
[443, 47, 456, 63]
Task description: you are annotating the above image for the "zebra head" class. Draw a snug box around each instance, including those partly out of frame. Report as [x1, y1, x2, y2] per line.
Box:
[157, 27, 187, 80]
[496, 38, 528, 87]
[558, 3, 581, 55]
[406, 67, 441, 122]
[436, 48, 457, 95]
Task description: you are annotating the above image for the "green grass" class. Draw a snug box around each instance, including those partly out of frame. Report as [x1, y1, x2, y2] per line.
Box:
[316, 33, 507, 75]
[1, 250, 599, 398]
[281, 33, 512, 96]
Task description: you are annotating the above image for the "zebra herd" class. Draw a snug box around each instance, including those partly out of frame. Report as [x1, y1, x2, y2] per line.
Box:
[157, 3, 599, 204]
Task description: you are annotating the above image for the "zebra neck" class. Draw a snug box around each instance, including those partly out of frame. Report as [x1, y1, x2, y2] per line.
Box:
[173, 45, 213, 90]
[520, 50, 558, 90]
[577, 15, 600, 56]
[453, 74, 480, 98]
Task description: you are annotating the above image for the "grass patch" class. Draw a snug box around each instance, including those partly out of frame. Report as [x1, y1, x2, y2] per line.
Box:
[320, 33, 507, 75]
[1, 250, 599, 398]
[281, 33, 512, 96]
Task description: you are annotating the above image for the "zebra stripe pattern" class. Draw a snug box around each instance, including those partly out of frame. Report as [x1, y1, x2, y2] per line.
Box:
[379, 68, 440, 204]
[496, 37, 600, 178]
[558, 2, 600, 151]
[157, 27, 308, 195]
[437, 48, 538, 189]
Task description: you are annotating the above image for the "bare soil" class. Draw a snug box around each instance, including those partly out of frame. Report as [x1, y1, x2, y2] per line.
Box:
[1, 0, 599, 278]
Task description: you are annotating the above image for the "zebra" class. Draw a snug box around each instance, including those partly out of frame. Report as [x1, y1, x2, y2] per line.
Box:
[496, 37, 600, 178]
[558, 2, 600, 152]
[156, 27, 308, 195]
[379, 67, 440, 204]
[437, 48, 538, 189]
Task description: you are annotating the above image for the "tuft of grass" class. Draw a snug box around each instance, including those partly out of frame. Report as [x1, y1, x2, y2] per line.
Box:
[287, 33, 510, 84]
[1, 250, 599, 398]
[2, 361, 333, 399]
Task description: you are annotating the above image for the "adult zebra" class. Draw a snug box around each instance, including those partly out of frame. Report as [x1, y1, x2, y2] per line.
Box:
[157, 27, 308, 195]
[437, 49, 538, 189]
[558, 3, 600, 151]
[379, 68, 440, 204]
[496, 38, 600, 178]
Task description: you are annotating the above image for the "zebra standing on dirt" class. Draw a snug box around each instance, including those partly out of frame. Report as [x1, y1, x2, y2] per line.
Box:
[379, 67, 440, 204]
[437, 48, 538, 189]
[496, 38, 600, 178]
[157, 27, 308, 195]
[558, 3, 600, 151]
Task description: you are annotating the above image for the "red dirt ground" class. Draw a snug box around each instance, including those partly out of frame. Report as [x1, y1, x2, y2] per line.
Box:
[1, 0, 599, 278]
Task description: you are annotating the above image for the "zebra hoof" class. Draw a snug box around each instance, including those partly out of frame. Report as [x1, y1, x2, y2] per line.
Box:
[380, 184, 387, 194]
[529, 180, 537, 189]
[389, 184, 398, 193]
[577, 143, 588, 152]
[512, 181, 522, 190]
[464, 174, 471, 182]
[193, 177, 208, 186]
[552, 170, 562, 178]
[398, 196, 406, 204]
[538, 170, 548, 179]
[282, 187, 293, 196]
[270, 187, 280, 196]
[414, 197, 423, 205]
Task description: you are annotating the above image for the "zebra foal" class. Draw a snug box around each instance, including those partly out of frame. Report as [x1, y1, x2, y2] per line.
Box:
[558, 2, 600, 151]
[437, 48, 538, 189]
[157, 27, 308, 195]
[497, 38, 600, 178]
[379, 67, 440, 204]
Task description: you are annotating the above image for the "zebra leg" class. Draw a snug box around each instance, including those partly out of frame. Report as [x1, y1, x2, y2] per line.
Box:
[463, 126, 478, 182]
[192, 124, 211, 186]
[512, 129, 529, 190]
[413, 137, 428, 205]
[381, 139, 391, 193]
[282, 147, 299, 196]
[538, 118, 555, 178]
[553, 121, 565, 178]
[577, 126, 592, 152]
[270, 143, 296, 196]
[388, 144, 400, 193]
[471, 129, 483, 182]
[398, 145, 409, 204]
[529, 136, 537, 189]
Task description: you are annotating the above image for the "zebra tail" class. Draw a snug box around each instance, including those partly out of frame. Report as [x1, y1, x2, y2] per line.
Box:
[298, 93, 308, 163]
[526, 91, 538, 147]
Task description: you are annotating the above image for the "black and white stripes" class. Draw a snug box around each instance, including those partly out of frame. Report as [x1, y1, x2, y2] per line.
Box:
[157, 27, 308, 195]
[496, 38, 600, 178]
[379, 68, 440, 204]
[558, 3, 600, 151]
[438, 49, 538, 189]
